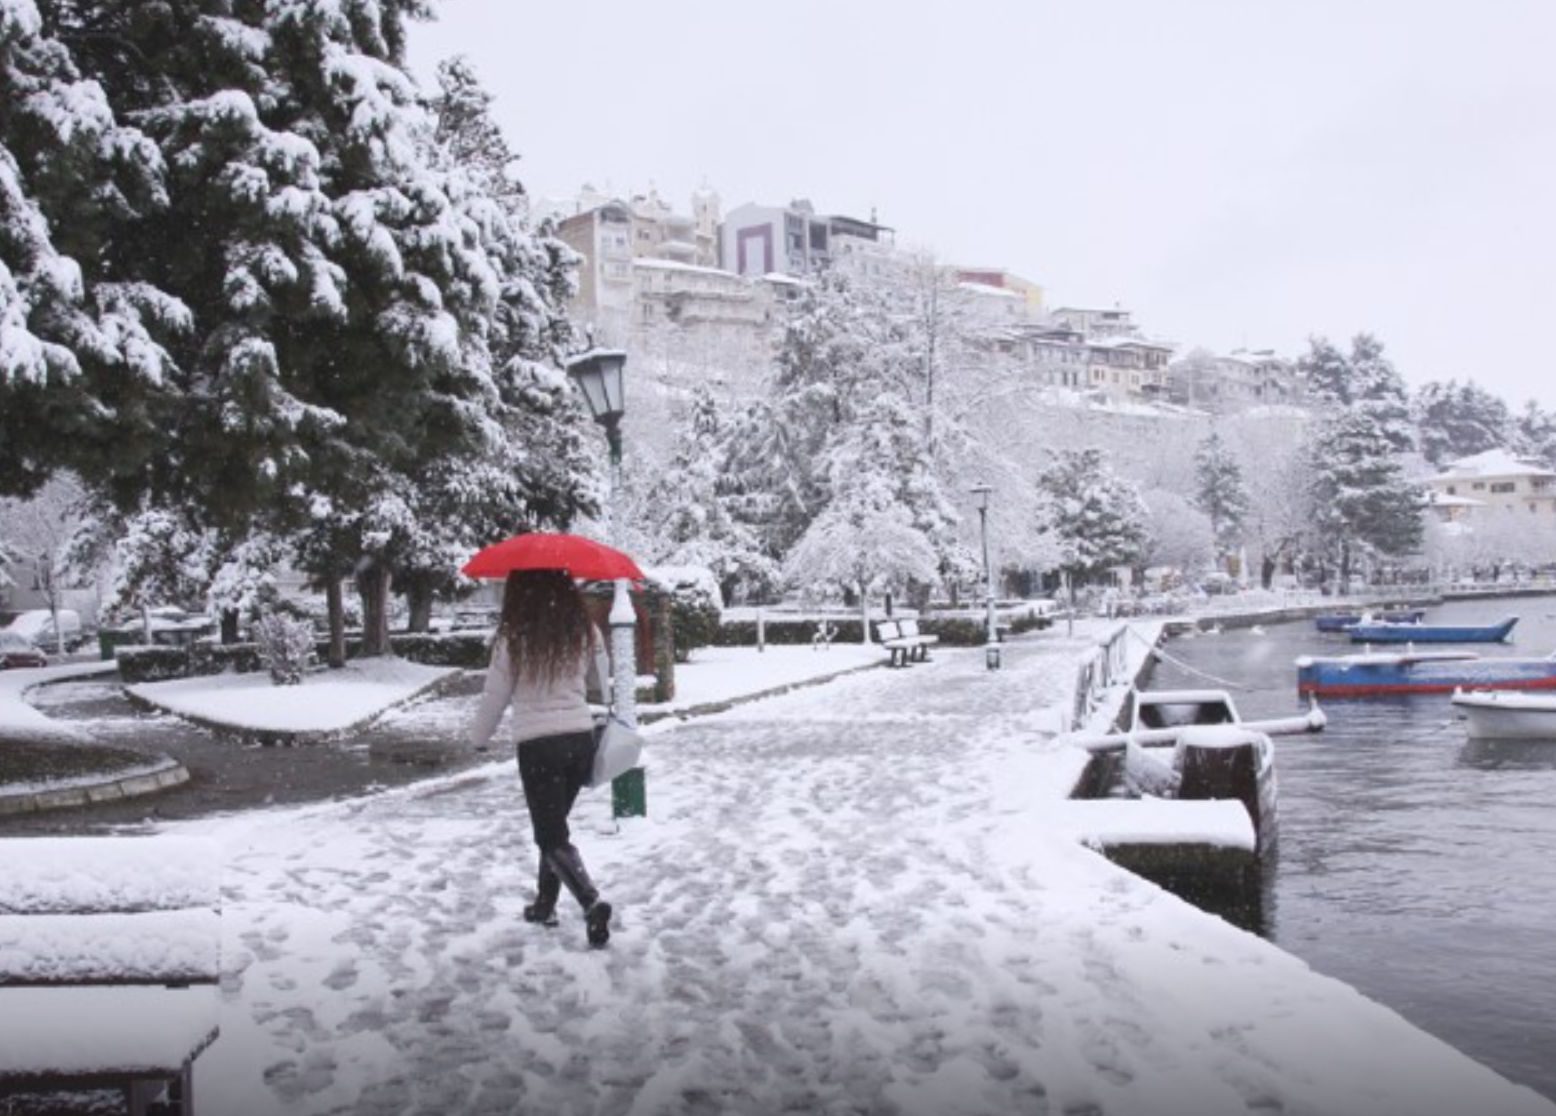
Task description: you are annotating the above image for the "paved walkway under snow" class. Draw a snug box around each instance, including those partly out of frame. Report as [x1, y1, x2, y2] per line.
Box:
[177, 629, 1553, 1116]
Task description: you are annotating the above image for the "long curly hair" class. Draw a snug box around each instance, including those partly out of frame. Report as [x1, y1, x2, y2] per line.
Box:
[497, 570, 591, 686]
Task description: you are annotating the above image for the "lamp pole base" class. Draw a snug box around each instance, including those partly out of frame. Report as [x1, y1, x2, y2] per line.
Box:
[612, 766, 646, 819]
[985, 643, 1002, 671]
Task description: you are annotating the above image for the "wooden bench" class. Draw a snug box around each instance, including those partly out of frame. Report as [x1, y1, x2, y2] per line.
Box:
[0, 837, 222, 1116]
[875, 618, 937, 667]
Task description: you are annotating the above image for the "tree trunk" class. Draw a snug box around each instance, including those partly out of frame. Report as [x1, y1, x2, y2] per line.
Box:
[220, 609, 240, 645]
[405, 578, 434, 633]
[326, 577, 346, 669]
[1339, 543, 1351, 596]
[652, 593, 675, 702]
[858, 584, 872, 644]
[358, 563, 393, 657]
[1260, 554, 1276, 590]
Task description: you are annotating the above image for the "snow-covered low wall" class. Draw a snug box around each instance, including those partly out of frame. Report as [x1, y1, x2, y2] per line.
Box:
[0, 838, 219, 915]
[0, 837, 221, 986]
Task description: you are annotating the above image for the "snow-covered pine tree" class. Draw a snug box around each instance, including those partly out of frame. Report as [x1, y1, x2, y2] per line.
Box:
[433, 55, 522, 211]
[48, 2, 596, 652]
[0, 0, 185, 498]
[1346, 333, 1414, 452]
[1296, 336, 1351, 405]
[1306, 408, 1425, 591]
[1297, 334, 1413, 452]
[1413, 379, 1512, 467]
[1192, 430, 1250, 568]
[654, 386, 777, 604]
[731, 264, 915, 556]
[1033, 447, 1149, 599]
[1513, 401, 1556, 469]
[782, 395, 943, 641]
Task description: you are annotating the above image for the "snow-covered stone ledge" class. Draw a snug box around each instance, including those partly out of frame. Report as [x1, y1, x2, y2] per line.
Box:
[0, 662, 189, 816]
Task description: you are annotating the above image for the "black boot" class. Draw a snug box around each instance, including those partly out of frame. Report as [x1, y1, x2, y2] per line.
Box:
[544, 843, 612, 949]
[523, 854, 560, 927]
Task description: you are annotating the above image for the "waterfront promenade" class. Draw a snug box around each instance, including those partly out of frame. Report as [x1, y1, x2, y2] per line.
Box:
[39, 622, 1534, 1115]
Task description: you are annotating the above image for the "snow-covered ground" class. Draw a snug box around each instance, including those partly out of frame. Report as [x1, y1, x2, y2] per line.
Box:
[3, 623, 1535, 1115]
[127, 659, 459, 735]
[643, 643, 883, 715]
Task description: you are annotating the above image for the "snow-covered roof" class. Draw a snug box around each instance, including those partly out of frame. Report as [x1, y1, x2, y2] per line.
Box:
[633, 258, 739, 278]
[1087, 336, 1175, 352]
[760, 272, 807, 286]
[1434, 448, 1556, 481]
[957, 281, 1023, 300]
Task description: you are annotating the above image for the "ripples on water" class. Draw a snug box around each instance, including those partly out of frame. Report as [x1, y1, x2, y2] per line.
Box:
[1148, 595, 1556, 1101]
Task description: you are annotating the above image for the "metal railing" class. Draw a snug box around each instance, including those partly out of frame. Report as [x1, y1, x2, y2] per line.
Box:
[1071, 623, 1134, 731]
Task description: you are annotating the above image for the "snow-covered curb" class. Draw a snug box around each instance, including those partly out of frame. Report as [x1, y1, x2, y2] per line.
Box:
[125, 659, 463, 743]
[0, 757, 188, 817]
[0, 661, 117, 745]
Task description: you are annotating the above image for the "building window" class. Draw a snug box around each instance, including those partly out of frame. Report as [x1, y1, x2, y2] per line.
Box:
[1446, 486, 1456, 495]
[1491, 482, 1516, 494]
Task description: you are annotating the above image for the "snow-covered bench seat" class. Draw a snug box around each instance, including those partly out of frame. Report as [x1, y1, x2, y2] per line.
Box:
[0, 837, 220, 987]
[875, 618, 936, 667]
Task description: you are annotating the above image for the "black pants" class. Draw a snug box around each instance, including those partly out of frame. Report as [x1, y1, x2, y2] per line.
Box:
[517, 730, 596, 852]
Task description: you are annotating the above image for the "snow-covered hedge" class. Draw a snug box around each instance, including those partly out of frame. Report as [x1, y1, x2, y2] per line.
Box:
[644, 566, 724, 663]
[115, 646, 190, 685]
[115, 631, 491, 683]
[386, 632, 491, 668]
[712, 619, 868, 646]
[707, 609, 1054, 649]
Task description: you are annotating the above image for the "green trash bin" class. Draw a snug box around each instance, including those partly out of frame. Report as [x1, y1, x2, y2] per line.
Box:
[98, 627, 139, 661]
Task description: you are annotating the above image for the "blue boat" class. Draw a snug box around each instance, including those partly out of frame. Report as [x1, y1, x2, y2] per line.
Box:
[1314, 608, 1425, 632]
[1296, 649, 1556, 697]
[1347, 616, 1518, 644]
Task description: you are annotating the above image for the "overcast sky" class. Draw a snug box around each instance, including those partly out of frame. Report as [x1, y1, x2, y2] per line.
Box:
[407, 1, 1556, 410]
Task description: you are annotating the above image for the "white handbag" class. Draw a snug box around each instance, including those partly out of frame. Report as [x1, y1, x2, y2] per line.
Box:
[590, 714, 644, 788]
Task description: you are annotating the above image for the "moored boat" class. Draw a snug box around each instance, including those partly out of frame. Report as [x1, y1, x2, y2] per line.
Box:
[1347, 616, 1518, 644]
[1450, 690, 1556, 740]
[1297, 649, 1556, 697]
[1314, 608, 1425, 632]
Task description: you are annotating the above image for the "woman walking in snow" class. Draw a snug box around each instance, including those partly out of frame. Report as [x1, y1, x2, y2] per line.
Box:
[470, 569, 614, 948]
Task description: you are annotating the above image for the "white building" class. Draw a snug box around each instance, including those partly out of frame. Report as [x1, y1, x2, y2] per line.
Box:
[720, 200, 895, 278]
[1169, 347, 1301, 413]
[1424, 449, 1556, 520]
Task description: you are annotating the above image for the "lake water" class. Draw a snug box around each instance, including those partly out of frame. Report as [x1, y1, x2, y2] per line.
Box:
[1145, 594, 1556, 1102]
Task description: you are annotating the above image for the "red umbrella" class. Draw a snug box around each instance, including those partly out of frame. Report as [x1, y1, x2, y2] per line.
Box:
[461, 532, 645, 582]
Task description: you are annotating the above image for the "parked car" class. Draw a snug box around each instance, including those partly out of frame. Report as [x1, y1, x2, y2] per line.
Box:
[103, 608, 216, 647]
[0, 630, 48, 669]
[3, 608, 85, 652]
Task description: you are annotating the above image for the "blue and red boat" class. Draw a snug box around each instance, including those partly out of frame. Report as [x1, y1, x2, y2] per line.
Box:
[1296, 649, 1556, 697]
[1314, 608, 1425, 633]
[1347, 616, 1518, 644]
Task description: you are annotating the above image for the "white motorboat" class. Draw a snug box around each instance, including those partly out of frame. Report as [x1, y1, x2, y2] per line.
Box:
[1450, 689, 1556, 741]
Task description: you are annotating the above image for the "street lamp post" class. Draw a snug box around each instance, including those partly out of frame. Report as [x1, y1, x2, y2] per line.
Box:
[565, 348, 645, 819]
[971, 483, 1000, 670]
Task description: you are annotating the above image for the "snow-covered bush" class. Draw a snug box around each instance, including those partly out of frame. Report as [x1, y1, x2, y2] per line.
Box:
[255, 611, 316, 686]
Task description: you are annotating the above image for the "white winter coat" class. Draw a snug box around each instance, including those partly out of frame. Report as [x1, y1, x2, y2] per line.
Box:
[470, 626, 610, 747]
